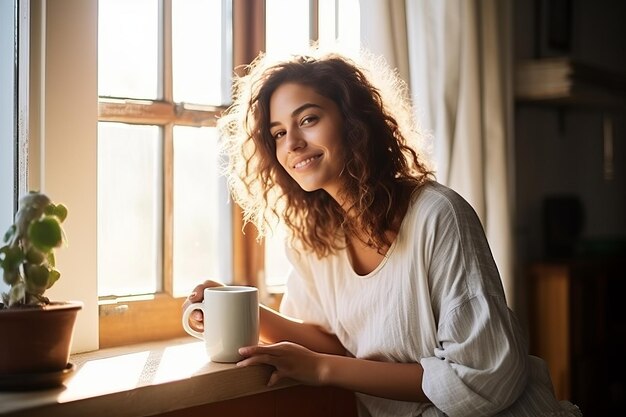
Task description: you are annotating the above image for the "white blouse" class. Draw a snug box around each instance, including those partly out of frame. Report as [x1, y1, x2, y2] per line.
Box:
[280, 182, 582, 417]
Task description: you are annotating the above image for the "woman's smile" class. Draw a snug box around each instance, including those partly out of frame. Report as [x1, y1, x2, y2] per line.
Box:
[293, 153, 323, 169]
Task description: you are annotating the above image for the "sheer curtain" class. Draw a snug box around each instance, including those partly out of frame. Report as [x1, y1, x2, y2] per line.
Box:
[360, 0, 516, 307]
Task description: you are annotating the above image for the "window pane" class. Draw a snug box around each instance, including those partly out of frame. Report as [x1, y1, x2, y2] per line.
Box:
[265, 0, 310, 57]
[98, 0, 159, 99]
[172, 0, 225, 105]
[336, 0, 360, 54]
[98, 123, 162, 296]
[317, 0, 360, 54]
[172, 126, 229, 297]
[318, 0, 337, 48]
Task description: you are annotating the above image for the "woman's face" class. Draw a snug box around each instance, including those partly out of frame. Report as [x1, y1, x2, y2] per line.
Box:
[269, 82, 346, 200]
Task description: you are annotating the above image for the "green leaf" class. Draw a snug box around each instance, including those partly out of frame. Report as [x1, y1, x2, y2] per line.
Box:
[28, 216, 63, 252]
[46, 269, 61, 289]
[9, 282, 26, 306]
[26, 247, 46, 264]
[43, 203, 68, 223]
[0, 245, 24, 271]
[2, 268, 19, 285]
[25, 264, 49, 295]
[47, 251, 56, 267]
[44, 203, 56, 216]
[54, 204, 68, 223]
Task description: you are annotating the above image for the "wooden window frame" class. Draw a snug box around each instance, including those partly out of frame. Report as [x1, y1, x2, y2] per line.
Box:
[98, 0, 266, 348]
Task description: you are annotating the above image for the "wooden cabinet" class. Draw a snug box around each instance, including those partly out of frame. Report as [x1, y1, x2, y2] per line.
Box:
[529, 259, 626, 416]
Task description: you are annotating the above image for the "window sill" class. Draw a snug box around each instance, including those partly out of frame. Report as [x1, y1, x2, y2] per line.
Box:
[0, 337, 295, 417]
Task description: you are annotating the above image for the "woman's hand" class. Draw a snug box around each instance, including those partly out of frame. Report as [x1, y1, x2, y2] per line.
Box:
[182, 279, 225, 332]
[237, 342, 330, 387]
[239, 341, 429, 402]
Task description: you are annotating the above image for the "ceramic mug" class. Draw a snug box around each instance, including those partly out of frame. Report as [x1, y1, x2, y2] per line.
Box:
[182, 286, 259, 363]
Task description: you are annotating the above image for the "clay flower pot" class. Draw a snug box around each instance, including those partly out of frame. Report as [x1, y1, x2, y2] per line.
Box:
[0, 301, 82, 384]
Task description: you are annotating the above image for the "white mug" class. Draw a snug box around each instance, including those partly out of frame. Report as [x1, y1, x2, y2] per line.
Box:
[182, 286, 259, 363]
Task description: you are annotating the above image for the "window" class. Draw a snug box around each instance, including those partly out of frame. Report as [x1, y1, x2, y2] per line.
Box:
[97, 0, 232, 347]
[97, 0, 360, 346]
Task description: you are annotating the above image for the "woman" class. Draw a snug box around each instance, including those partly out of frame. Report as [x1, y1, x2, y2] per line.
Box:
[185, 52, 581, 416]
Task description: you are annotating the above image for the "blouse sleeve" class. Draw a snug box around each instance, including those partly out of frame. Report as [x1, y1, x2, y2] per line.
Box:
[418, 186, 529, 416]
[420, 295, 529, 416]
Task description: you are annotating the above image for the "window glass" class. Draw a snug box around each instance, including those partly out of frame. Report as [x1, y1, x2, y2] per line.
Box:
[172, 0, 225, 105]
[172, 126, 228, 296]
[98, 0, 159, 99]
[97, 122, 162, 296]
[265, 0, 310, 58]
[318, 0, 337, 48]
[336, 0, 360, 54]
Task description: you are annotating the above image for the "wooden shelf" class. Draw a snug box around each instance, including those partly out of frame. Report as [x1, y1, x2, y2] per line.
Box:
[515, 58, 626, 108]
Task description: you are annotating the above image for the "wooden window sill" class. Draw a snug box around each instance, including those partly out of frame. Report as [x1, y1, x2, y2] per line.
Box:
[0, 337, 297, 417]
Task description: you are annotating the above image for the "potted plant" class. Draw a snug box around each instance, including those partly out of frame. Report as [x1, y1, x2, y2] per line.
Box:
[0, 191, 82, 389]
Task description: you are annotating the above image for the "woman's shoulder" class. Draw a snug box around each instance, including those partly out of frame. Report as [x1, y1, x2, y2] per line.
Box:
[409, 181, 480, 224]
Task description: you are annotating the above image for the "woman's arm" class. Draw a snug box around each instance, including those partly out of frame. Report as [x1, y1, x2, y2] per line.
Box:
[186, 282, 428, 401]
[183, 280, 345, 356]
[259, 304, 346, 355]
[238, 342, 430, 403]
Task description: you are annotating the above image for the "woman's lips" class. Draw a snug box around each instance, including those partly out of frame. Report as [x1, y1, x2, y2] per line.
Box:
[293, 154, 322, 169]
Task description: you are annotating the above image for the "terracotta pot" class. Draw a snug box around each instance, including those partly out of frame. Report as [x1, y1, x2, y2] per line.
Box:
[0, 301, 82, 374]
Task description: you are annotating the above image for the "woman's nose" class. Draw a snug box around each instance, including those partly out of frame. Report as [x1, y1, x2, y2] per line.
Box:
[286, 130, 306, 152]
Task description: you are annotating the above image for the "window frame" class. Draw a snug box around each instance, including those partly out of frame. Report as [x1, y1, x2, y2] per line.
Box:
[98, 0, 265, 347]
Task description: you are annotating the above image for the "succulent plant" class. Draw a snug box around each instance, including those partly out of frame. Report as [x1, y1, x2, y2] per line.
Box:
[0, 191, 68, 308]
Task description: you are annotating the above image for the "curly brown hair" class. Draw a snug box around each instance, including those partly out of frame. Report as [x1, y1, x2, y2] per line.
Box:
[219, 51, 433, 257]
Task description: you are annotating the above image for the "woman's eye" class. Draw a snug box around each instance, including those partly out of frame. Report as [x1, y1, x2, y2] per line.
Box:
[272, 130, 285, 140]
[301, 115, 318, 126]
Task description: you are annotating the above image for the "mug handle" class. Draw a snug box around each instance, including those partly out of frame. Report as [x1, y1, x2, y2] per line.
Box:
[182, 302, 204, 340]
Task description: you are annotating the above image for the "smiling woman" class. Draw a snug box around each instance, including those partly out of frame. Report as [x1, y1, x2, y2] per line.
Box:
[184, 50, 585, 416]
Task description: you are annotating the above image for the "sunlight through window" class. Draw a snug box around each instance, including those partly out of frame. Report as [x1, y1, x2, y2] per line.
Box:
[98, 0, 158, 99]
[172, 0, 225, 105]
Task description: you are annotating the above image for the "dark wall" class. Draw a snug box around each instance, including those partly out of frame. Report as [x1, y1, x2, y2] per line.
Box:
[513, 1, 626, 414]
[514, 0, 626, 264]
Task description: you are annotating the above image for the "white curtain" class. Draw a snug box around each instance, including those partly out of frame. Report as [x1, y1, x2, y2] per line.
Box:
[360, 0, 516, 307]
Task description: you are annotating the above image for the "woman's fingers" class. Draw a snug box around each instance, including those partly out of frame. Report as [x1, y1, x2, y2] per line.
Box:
[236, 353, 275, 368]
[182, 280, 225, 331]
[239, 344, 276, 357]
[236, 349, 286, 387]
[237, 342, 325, 387]
[190, 280, 225, 300]
[268, 370, 284, 387]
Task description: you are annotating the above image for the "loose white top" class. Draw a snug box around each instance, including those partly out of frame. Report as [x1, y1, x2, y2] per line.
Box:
[280, 182, 581, 417]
